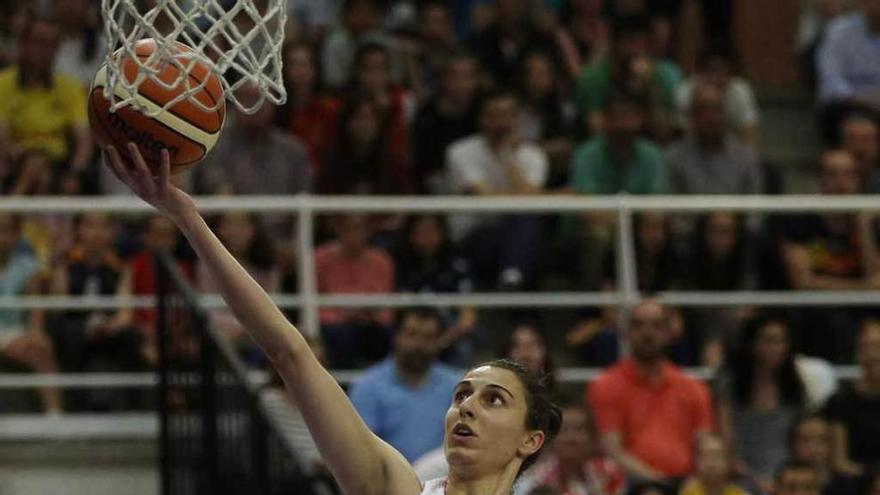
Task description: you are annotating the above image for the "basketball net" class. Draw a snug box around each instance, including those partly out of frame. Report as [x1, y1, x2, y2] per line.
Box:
[100, 0, 287, 116]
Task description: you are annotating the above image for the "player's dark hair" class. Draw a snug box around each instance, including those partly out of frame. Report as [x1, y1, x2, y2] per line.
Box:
[478, 358, 562, 476]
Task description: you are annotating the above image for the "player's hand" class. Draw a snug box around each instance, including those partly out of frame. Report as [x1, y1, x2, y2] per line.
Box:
[103, 143, 195, 222]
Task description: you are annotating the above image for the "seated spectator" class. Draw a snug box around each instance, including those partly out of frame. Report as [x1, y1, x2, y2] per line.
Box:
[686, 213, 757, 365]
[193, 83, 312, 198]
[781, 150, 880, 361]
[518, 50, 576, 187]
[668, 83, 763, 195]
[516, 394, 627, 495]
[0, 213, 60, 414]
[393, 214, 477, 366]
[602, 212, 686, 292]
[816, 0, 880, 142]
[346, 42, 413, 155]
[127, 215, 194, 367]
[679, 433, 749, 495]
[575, 14, 681, 140]
[445, 90, 548, 290]
[839, 114, 880, 192]
[467, 0, 561, 86]
[824, 319, 880, 477]
[411, 52, 482, 193]
[402, 1, 460, 99]
[350, 307, 461, 463]
[505, 322, 557, 392]
[44, 213, 144, 411]
[774, 461, 821, 495]
[198, 212, 278, 362]
[587, 299, 713, 484]
[570, 90, 668, 195]
[321, 0, 387, 90]
[319, 92, 411, 195]
[717, 314, 809, 494]
[316, 214, 395, 368]
[788, 414, 860, 495]
[53, 0, 105, 87]
[0, 16, 91, 188]
[277, 42, 341, 175]
[554, 0, 610, 79]
[675, 47, 760, 146]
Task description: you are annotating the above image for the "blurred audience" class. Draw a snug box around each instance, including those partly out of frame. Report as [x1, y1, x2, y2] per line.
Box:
[319, 91, 411, 194]
[570, 90, 667, 195]
[678, 433, 748, 495]
[668, 83, 763, 195]
[788, 414, 859, 495]
[716, 314, 808, 493]
[350, 307, 461, 463]
[839, 113, 880, 192]
[516, 394, 627, 495]
[198, 212, 279, 361]
[0, 213, 60, 414]
[467, 0, 561, 86]
[0, 16, 91, 194]
[411, 52, 482, 193]
[588, 300, 713, 486]
[816, 0, 880, 142]
[53, 0, 105, 87]
[446, 90, 548, 290]
[781, 149, 880, 361]
[824, 319, 880, 477]
[44, 213, 144, 411]
[504, 322, 557, 392]
[773, 461, 821, 495]
[575, 14, 681, 140]
[278, 42, 341, 174]
[554, 0, 610, 79]
[675, 47, 760, 147]
[321, 0, 387, 90]
[393, 214, 477, 366]
[316, 214, 394, 368]
[517, 50, 576, 187]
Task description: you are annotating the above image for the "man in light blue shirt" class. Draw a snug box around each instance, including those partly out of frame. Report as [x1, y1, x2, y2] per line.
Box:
[349, 307, 462, 462]
[817, 1, 880, 140]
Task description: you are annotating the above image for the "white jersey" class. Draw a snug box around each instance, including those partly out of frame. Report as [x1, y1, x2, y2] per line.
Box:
[420, 478, 446, 495]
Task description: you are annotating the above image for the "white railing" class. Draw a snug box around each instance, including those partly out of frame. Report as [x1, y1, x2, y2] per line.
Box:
[0, 194, 876, 391]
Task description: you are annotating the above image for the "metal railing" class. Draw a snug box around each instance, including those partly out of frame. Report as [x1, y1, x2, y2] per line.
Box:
[0, 194, 874, 394]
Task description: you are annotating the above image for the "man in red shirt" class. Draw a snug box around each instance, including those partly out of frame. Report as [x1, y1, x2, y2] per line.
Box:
[587, 299, 713, 487]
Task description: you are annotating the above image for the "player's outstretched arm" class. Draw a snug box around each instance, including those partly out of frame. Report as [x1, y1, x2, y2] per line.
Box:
[103, 144, 421, 495]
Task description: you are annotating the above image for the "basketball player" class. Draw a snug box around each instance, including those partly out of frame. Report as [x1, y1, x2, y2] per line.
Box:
[103, 143, 561, 495]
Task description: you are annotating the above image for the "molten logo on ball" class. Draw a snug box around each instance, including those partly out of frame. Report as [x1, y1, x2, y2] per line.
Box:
[107, 112, 180, 158]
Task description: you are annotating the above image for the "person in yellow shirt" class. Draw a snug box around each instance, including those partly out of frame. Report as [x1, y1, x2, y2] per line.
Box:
[680, 434, 750, 495]
[0, 15, 91, 193]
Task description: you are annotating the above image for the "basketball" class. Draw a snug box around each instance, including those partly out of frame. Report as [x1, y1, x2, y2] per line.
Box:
[88, 38, 226, 174]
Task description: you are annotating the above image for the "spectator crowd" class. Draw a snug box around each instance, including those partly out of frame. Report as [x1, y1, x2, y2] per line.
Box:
[2, 0, 880, 494]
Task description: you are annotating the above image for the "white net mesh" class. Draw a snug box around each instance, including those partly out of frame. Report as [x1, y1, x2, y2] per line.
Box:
[100, 0, 287, 116]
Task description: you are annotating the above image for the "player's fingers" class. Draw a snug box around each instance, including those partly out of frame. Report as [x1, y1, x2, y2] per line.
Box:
[127, 142, 156, 196]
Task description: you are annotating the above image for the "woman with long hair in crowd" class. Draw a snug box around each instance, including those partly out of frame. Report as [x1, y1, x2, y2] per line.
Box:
[717, 314, 807, 494]
[104, 143, 562, 495]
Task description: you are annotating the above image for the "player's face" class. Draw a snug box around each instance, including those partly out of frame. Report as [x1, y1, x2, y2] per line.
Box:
[445, 366, 543, 478]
